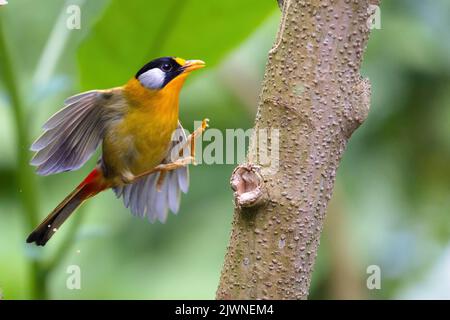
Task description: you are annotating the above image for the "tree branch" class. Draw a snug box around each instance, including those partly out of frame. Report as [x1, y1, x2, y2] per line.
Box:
[217, 0, 378, 299]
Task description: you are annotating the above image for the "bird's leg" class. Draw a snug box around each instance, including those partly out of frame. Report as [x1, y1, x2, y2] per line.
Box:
[156, 171, 167, 191]
[133, 157, 195, 182]
[127, 119, 209, 185]
[178, 118, 209, 164]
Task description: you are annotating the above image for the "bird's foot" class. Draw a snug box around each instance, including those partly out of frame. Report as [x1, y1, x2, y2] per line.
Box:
[181, 118, 209, 162]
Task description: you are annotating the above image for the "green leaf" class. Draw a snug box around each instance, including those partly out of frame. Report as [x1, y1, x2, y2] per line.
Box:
[77, 0, 276, 89]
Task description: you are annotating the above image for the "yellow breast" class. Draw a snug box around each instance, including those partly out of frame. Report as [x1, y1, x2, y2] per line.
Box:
[103, 77, 184, 177]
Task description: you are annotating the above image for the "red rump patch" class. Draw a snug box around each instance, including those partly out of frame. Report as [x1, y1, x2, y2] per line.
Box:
[76, 168, 107, 199]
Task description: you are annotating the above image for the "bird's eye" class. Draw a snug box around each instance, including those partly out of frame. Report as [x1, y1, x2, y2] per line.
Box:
[161, 63, 172, 72]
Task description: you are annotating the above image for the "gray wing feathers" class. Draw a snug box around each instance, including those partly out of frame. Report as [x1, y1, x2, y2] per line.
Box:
[177, 166, 189, 193]
[113, 123, 190, 223]
[167, 169, 181, 213]
[30, 91, 105, 175]
[113, 170, 188, 223]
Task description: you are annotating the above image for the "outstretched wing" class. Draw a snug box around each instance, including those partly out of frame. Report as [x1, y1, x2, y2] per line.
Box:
[113, 123, 189, 223]
[30, 90, 122, 175]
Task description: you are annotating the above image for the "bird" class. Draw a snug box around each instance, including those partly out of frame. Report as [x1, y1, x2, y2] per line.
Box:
[26, 56, 207, 246]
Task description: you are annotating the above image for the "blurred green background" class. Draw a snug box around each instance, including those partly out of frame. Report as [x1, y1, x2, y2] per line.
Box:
[0, 0, 449, 299]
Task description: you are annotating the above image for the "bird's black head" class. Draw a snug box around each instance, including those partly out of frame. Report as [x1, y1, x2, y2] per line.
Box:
[135, 57, 205, 90]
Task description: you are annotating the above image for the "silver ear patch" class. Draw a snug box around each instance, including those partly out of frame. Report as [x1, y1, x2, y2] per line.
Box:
[138, 68, 165, 89]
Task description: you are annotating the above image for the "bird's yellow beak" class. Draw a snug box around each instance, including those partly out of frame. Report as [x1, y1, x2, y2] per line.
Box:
[182, 59, 206, 73]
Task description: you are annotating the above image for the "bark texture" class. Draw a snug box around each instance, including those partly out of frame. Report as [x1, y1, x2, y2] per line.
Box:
[217, 0, 378, 299]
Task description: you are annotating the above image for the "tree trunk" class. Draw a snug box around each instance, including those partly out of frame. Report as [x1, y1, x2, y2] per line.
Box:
[216, 0, 378, 300]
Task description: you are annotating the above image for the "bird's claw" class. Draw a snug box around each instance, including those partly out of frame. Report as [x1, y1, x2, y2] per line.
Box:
[201, 118, 209, 131]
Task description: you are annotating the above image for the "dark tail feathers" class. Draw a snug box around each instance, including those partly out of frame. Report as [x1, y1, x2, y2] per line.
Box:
[27, 168, 105, 246]
[26, 187, 85, 246]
